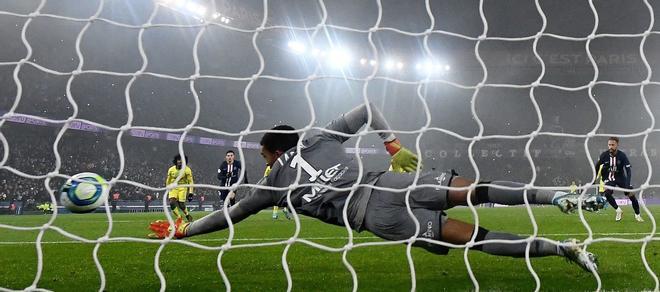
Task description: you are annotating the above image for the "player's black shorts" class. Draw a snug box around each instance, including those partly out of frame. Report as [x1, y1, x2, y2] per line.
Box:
[362, 170, 455, 255]
[602, 179, 632, 194]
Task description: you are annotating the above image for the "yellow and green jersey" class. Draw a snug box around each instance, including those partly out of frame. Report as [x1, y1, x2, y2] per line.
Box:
[166, 165, 194, 194]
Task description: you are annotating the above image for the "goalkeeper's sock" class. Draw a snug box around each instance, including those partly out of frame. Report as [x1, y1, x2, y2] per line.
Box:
[272, 206, 279, 219]
[476, 181, 563, 206]
[472, 229, 559, 257]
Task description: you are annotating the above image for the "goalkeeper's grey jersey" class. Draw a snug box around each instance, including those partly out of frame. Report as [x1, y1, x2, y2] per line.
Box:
[265, 127, 381, 230]
[185, 103, 395, 237]
[239, 105, 393, 230]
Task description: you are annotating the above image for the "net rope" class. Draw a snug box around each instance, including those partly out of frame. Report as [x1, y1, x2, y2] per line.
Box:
[0, 0, 658, 291]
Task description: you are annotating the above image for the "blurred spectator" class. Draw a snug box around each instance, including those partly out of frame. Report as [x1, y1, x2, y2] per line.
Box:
[198, 194, 205, 210]
[111, 192, 120, 212]
[144, 193, 152, 212]
[16, 194, 24, 215]
[9, 199, 16, 215]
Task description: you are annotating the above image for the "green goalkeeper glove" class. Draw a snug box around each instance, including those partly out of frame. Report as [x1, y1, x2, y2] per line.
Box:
[385, 139, 420, 173]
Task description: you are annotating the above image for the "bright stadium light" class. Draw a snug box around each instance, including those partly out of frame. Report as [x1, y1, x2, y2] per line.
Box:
[416, 60, 435, 74]
[369, 59, 377, 66]
[185, 2, 207, 17]
[396, 61, 404, 70]
[384, 59, 398, 71]
[287, 41, 307, 54]
[359, 58, 367, 65]
[444, 64, 451, 71]
[212, 12, 220, 19]
[327, 48, 352, 67]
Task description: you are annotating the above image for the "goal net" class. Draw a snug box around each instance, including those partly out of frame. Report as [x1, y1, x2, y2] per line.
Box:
[0, 0, 658, 291]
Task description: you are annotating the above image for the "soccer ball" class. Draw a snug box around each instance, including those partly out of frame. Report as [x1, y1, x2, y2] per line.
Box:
[59, 172, 109, 213]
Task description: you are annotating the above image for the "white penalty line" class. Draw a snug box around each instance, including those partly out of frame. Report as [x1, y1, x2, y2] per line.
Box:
[0, 232, 658, 245]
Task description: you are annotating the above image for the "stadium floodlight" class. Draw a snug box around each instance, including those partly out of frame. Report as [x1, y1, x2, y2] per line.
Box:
[396, 61, 404, 70]
[287, 41, 307, 54]
[185, 2, 207, 17]
[369, 59, 377, 66]
[416, 60, 435, 74]
[384, 59, 397, 71]
[327, 48, 352, 67]
[212, 12, 220, 19]
[444, 64, 451, 71]
[359, 58, 367, 65]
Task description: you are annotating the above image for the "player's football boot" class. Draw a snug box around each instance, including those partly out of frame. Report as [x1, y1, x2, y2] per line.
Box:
[634, 214, 644, 222]
[553, 193, 606, 214]
[615, 208, 623, 222]
[582, 195, 607, 212]
[148, 217, 189, 239]
[186, 214, 194, 223]
[560, 239, 598, 273]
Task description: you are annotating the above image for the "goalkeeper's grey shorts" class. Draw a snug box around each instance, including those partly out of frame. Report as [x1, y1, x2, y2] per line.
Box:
[362, 170, 455, 255]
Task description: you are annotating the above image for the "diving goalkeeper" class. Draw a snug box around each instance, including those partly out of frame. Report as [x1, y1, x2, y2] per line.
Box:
[150, 103, 600, 272]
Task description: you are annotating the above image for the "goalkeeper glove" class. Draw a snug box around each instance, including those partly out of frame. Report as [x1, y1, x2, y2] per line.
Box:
[385, 139, 420, 173]
[148, 218, 189, 239]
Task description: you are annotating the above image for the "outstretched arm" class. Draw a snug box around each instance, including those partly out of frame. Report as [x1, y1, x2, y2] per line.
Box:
[324, 102, 396, 143]
[325, 103, 419, 172]
[185, 179, 275, 237]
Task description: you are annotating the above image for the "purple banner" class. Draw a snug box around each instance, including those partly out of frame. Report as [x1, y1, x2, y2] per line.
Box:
[1, 110, 382, 154]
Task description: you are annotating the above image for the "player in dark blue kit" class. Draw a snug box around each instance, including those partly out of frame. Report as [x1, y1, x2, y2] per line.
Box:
[595, 137, 643, 222]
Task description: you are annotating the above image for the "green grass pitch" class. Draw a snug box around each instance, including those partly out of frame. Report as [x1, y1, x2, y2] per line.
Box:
[1, 206, 658, 291]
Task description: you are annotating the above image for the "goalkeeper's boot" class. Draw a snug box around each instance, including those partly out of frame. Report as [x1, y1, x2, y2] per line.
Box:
[553, 193, 606, 214]
[553, 193, 579, 214]
[635, 214, 644, 222]
[560, 239, 598, 273]
[582, 195, 607, 212]
[148, 218, 189, 239]
[283, 208, 292, 220]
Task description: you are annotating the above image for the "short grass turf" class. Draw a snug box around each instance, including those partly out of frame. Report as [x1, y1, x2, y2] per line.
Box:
[1, 206, 658, 291]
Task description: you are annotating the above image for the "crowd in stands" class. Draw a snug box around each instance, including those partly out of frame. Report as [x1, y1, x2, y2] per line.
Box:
[0, 123, 258, 214]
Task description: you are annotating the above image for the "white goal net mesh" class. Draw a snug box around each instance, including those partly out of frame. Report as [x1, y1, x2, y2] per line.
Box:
[0, 0, 658, 291]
